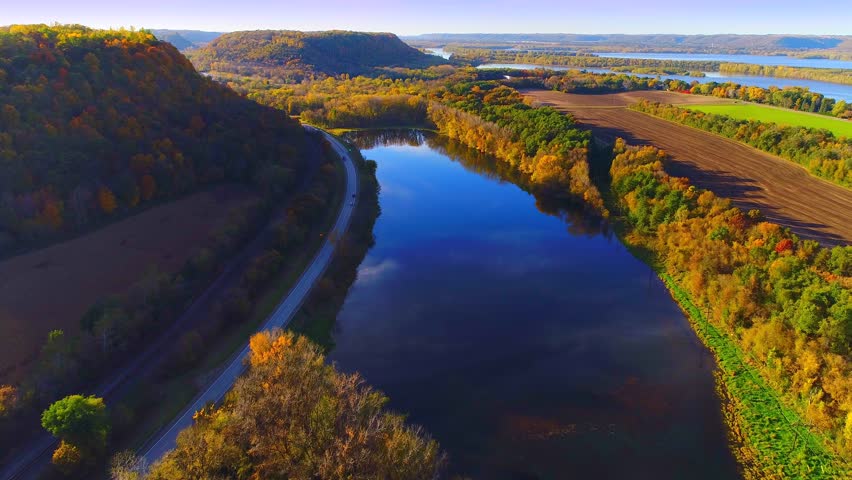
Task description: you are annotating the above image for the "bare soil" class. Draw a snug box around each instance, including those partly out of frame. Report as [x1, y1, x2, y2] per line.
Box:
[0, 185, 258, 382]
[525, 89, 732, 109]
[523, 89, 852, 246]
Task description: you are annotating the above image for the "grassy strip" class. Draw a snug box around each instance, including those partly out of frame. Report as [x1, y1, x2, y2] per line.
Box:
[597, 140, 848, 478]
[614, 214, 847, 478]
[659, 273, 846, 479]
[687, 103, 852, 138]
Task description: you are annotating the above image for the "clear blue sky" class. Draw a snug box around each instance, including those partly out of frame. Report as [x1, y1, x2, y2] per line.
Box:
[4, 0, 851, 35]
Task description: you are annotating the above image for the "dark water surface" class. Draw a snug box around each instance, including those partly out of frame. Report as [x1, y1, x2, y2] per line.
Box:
[327, 131, 740, 479]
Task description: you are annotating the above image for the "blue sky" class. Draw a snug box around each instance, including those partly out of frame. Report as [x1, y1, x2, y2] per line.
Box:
[3, 0, 851, 35]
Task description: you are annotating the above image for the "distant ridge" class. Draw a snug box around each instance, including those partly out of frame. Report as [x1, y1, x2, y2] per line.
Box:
[403, 33, 852, 55]
[187, 30, 449, 79]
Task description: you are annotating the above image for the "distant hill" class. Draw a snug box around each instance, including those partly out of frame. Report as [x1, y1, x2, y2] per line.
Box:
[0, 25, 309, 251]
[404, 33, 852, 56]
[150, 29, 223, 50]
[187, 30, 448, 80]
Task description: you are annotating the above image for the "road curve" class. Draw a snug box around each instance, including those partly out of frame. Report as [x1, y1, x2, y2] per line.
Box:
[139, 126, 358, 465]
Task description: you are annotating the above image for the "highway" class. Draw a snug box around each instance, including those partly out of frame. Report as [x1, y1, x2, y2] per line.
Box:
[0, 126, 358, 479]
[140, 126, 358, 465]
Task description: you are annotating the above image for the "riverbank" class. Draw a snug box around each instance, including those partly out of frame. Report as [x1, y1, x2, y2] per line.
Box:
[288, 135, 382, 348]
[661, 273, 839, 479]
[601, 140, 851, 479]
[617, 222, 843, 478]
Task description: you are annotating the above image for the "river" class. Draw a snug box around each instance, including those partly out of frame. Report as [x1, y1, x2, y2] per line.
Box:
[326, 130, 741, 479]
[595, 52, 852, 69]
[477, 63, 852, 102]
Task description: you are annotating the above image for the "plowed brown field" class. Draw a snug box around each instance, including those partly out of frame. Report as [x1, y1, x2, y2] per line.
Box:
[0, 185, 258, 382]
[524, 89, 852, 246]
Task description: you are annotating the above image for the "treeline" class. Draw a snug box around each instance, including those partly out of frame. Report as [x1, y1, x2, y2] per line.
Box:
[720, 63, 852, 86]
[520, 70, 664, 93]
[216, 70, 464, 127]
[609, 65, 706, 77]
[425, 133, 609, 237]
[429, 81, 606, 212]
[0, 24, 309, 253]
[454, 46, 852, 86]
[512, 68, 852, 118]
[630, 101, 852, 188]
[301, 94, 430, 129]
[609, 141, 851, 472]
[142, 330, 443, 479]
[231, 70, 609, 212]
[448, 47, 719, 74]
[682, 81, 851, 118]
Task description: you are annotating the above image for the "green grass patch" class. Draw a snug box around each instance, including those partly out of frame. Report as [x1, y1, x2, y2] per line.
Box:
[688, 103, 852, 138]
[661, 273, 848, 479]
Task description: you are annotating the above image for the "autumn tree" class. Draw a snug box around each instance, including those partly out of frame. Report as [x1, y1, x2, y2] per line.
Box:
[98, 187, 118, 214]
[146, 330, 443, 479]
[0, 385, 17, 417]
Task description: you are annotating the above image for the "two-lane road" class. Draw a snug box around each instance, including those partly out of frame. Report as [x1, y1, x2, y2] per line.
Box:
[0, 127, 358, 480]
[140, 126, 358, 464]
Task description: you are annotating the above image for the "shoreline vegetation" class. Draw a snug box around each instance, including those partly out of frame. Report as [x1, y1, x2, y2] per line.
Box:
[607, 140, 850, 478]
[719, 63, 852, 87]
[449, 46, 715, 76]
[684, 103, 852, 138]
[444, 47, 852, 85]
[512, 69, 852, 119]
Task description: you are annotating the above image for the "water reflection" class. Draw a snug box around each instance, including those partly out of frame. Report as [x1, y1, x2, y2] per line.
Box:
[345, 130, 611, 238]
[331, 130, 740, 479]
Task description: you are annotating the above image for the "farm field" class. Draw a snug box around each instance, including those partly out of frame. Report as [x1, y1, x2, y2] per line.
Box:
[523, 88, 852, 246]
[688, 103, 852, 138]
[525, 90, 731, 108]
[0, 185, 259, 383]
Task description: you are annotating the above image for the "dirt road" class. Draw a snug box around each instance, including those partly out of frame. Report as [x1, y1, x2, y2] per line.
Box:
[524, 89, 852, 246]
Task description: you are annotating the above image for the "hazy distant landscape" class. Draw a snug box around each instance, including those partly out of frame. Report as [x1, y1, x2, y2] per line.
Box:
[1, 3, 851, 479]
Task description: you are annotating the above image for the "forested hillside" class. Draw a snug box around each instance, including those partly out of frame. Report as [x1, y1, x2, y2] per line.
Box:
[0, 25, 309, 253]
[187, 30, 448, 81]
